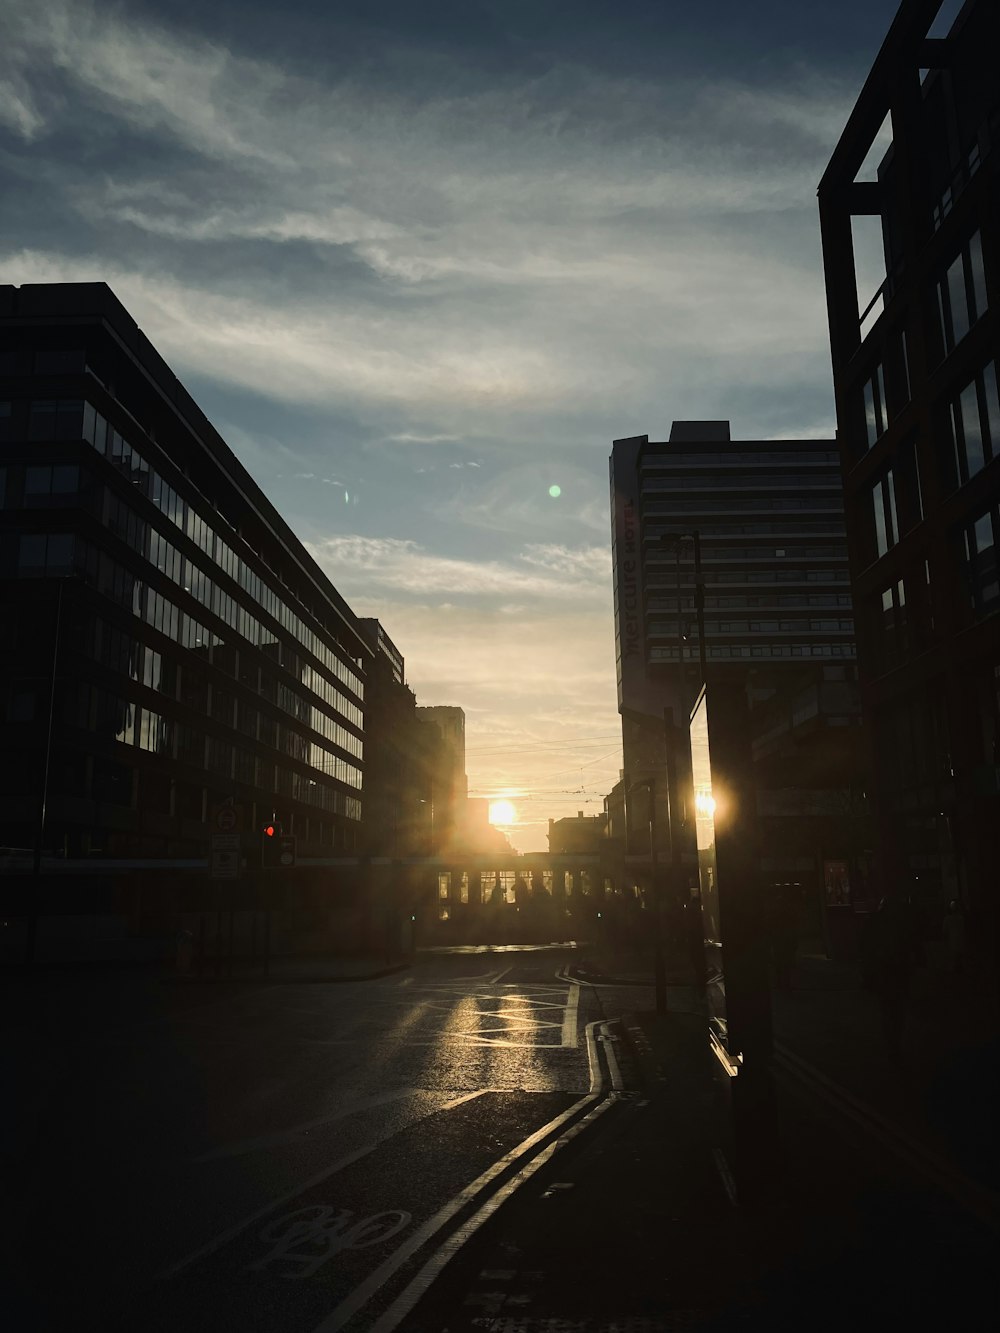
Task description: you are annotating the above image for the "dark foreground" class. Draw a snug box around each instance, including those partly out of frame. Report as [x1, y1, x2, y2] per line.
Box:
[5, 939, 998, 1331]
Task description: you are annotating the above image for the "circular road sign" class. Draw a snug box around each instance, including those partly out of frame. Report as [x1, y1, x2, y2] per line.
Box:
[216, 806, 239, 833]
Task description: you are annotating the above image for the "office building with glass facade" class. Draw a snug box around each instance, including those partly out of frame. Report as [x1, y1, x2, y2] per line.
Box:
[610, 422, 867, 923]
[0, 282, 370, 879]
[818, 0, 999, 965]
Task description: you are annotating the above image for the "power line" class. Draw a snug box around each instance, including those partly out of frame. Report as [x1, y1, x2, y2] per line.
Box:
[465, 734, 621, 753]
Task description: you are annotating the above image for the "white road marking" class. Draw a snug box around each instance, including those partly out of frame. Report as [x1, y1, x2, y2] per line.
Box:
[159, 1091, 488, 1279]
[309, 1084, 604, 1332]
[360, 1022, 616, 1333]
[561, 983, 580, 1048]
[190, 1087, 428, 1163]
[439, 1091, 489, 1111]
[371, 1094, 621, 1333]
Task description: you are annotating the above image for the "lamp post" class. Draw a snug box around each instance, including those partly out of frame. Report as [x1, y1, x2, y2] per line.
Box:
[631, 776, 667, 1016]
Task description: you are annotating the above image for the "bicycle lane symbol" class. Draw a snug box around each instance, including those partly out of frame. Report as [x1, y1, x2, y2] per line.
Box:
[246, 1206, 412, 1281]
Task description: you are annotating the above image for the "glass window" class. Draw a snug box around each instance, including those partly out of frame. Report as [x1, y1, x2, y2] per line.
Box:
[872, 471, 898, 561]
[115, 702, 136, 746]
[968, 229, 988, 322]
[960, 381, 985, 477]
[938, 230, 989, 355]
[949, 363, 1000, 487]
[860, 364, 890, 450]
[947, 252, 970, 346]
[28, 399, 84, 441]
[966, 506, 1000, 617]
[984, 362, 1000, 459]
[974, 512, 994, 555]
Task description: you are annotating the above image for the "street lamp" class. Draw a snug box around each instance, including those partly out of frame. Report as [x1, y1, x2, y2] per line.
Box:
[630, 775, 667, 1016]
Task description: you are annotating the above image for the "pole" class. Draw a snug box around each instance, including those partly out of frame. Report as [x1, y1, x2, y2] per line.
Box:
[649, 781, 667, 1016]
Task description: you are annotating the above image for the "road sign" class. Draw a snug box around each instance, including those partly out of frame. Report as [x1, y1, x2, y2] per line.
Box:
[214, 803, 243, 833]
[210, 848, 240, 880]
[211, 833, 240, 852]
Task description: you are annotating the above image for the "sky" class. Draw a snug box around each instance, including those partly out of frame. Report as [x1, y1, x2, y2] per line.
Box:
[1, 0, 918, 850]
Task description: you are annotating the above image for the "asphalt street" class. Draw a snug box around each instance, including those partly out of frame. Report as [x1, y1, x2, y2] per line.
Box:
[5, 947, 632, 1332]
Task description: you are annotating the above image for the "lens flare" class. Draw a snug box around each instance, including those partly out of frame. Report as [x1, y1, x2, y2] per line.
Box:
[548, 484, 561, 498]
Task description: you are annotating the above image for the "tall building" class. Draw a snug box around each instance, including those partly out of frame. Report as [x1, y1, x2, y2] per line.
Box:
[818, 0, 999, 965]
[357, 618, 439, 858]
[415, 705, 467, 850]
[0, 283, 369, 896]
[609, 422, 867, 914]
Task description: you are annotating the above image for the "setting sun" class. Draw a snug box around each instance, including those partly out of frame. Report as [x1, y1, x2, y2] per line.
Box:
[488, 799, 517, 826]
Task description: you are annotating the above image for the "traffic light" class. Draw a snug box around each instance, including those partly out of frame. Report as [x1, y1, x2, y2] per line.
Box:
[261, 822, 295, 869]
[262, 820, 282, 868]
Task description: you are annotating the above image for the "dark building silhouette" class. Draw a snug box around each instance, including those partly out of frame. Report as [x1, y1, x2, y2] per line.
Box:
[548, 810, 608, 857]
[357, 618, 441, 859]
[0, 283, 369, 903]
[609, 423, 868, 927]
[818, 0, 999, 970]
[415, 705, 467, 852]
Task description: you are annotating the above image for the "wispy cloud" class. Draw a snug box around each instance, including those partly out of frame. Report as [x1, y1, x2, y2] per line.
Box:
[2, 0, 845, 439]
[306, 535, 609, 602]
[0, 0, 874, 846]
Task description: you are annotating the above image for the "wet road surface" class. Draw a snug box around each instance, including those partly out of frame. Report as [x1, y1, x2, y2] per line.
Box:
[5, 947, 621, 1331]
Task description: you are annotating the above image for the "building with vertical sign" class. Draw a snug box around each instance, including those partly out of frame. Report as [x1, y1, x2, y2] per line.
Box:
[0, 283, 370, 888]
[609, 422, 867, 913]
[818, 0, 999, 962]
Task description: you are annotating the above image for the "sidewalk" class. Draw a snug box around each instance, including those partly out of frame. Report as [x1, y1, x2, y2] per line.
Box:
[408, 950, 999, 1331]
[578, 934, 1000, 1194]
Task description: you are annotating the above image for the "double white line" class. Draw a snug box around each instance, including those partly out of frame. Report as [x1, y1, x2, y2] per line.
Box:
[319, 1018, 623, 1333]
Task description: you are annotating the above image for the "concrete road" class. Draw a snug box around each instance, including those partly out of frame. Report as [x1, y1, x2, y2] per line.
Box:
[5, 946, 625, 1331]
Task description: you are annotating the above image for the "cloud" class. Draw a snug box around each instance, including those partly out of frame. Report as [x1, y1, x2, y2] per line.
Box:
[306, 535, 609, 602]
[359, 599, 622, 850]
[2, 0, 847, 441]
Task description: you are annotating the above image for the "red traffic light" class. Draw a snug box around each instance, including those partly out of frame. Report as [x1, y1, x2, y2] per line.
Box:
[263, 824, 276, 838]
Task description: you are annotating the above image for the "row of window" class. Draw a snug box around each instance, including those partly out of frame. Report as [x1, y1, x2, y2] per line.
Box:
[937, 229, 988, 356]
[867, 360, 999, 568]
[711, 569, 851, 585]
[870, 507, 996, 678]
[101, 476, 365, 729]
[674, 619, 854, 634]
[861, 230, 990, 454]
[16, 534, 367, 772]
[647, 594, 853, 610]
[642, 473, 841, 492]
[70, 686, 361, 818]
[648, 543, 848, 562]
[947, 360, 1000, 488]
[28, 397, 368, 699]
[649, 643, 854, 661]
[642, 495, 844, 513]
[643, 451, 840, 467]
[963, 502, 999, 618]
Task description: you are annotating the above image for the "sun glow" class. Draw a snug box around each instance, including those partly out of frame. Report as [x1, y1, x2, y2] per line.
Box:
[489, 799, 517, 825]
